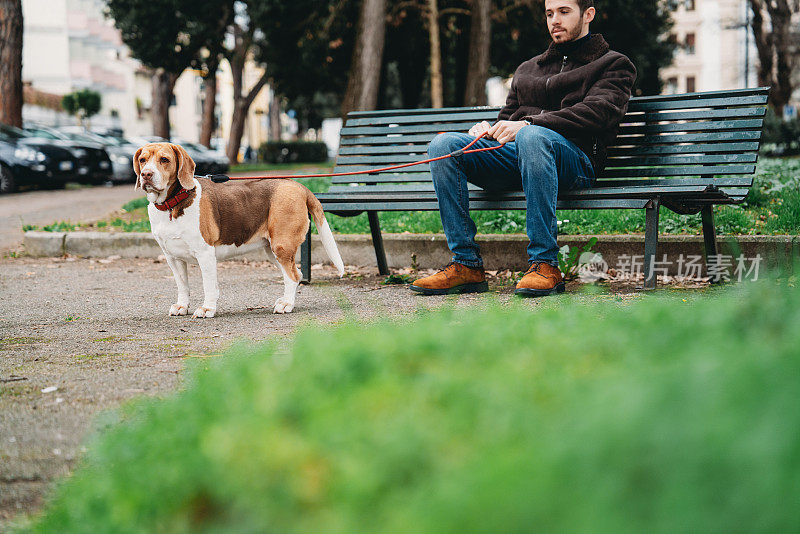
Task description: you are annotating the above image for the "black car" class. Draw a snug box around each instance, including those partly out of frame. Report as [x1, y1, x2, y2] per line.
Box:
[174, 140, 230, 175]
[59, 127, 137, 183]
[0, 123, 77, 193]
[133, 136, 229, 176]
[24, 125, 113, 185]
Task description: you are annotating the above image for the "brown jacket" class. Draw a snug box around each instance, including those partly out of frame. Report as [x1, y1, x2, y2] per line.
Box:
[498, 34, 636, 173]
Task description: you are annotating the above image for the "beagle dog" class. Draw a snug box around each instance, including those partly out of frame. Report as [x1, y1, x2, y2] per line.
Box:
[134, 142, 344, 318]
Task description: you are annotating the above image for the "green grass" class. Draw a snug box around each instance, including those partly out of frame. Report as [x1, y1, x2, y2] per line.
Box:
[27, 276, 800, 533]
[22, 158, 800, 236]
[121, 197, 148, 212]
[318, 157, 800, 235]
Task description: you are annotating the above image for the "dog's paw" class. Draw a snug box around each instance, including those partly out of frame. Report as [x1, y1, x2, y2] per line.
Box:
[273, 297, 294, 314]
[192, 306, 216, 318]
[169, 304, 188, 316]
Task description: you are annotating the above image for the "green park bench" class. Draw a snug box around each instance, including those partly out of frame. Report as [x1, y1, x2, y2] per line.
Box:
[302, 87, 770, 289]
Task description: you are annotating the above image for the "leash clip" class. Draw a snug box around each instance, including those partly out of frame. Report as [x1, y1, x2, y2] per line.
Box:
[450, 149, 465, 157]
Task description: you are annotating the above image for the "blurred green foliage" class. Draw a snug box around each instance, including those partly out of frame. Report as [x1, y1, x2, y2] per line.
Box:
[761, 108, 800, 156]
[61, 89, 102, 120]
[29, 277, 800, 533]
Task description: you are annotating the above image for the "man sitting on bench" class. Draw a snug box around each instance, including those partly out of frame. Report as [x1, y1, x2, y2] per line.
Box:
[411, 0, 636, 296]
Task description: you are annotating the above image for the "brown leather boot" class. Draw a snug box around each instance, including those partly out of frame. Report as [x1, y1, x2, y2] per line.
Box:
[515, 261, 565, 296]
[410, 261, 488, 295]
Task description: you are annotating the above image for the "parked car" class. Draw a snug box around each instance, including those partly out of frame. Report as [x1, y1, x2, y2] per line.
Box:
[24, 125, 113, 185]
[59, 127, 137, 183]
[173, 139, 230, 175]
[130, 136, 229, 176]
[0, 123, 77, 193]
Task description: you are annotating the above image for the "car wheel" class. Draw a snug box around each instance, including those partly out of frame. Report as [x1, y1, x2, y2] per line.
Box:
[0, 164, 15, 194]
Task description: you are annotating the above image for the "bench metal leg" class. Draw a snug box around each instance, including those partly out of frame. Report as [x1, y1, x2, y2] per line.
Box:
[368, 211, 389, 275]
[643, 198, 660, 290]
[701, 205, 720, 283]
[300, 223, 312, 284]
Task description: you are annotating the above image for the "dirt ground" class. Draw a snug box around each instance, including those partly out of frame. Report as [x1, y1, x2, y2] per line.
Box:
[0, 255, 653, 526]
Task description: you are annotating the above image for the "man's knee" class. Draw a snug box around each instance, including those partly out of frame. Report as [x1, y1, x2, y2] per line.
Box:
[428, 132, 466, 158]
[515, 125, 554, 151]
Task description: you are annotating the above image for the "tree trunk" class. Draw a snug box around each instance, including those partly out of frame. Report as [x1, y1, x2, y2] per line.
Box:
[463, 0, 491, 106]
[748, 0, 797, 111]
[225, 65, 268, 163]
[748, 0, 773, 90]
[227, 100, 247, 164]
[225, 23, 269, 164]
[426, 0, 443, 108]
[225, 75, 269, 163]
[0, 0, 23, 127]
[151, 69, 178, 139]
[269, 91, 281, 141]
[341, 0, 387, 118]
[764, 0, 794, 111]
[199, 59, 218, 148]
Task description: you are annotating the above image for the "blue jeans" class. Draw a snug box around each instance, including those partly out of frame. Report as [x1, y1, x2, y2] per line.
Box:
[427, 125, 595, 268]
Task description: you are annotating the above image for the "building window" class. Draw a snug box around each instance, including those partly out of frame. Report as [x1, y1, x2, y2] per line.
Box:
[685, 0, 695, 10]
[666, 77, 679, 94]
[686, 76, 696, 93]
[685, 33, 696, 55]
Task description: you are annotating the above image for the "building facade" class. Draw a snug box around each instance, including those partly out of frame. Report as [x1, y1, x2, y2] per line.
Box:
[660, 0, 757, 94]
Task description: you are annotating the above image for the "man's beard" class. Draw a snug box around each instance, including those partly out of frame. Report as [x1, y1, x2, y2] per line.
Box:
[551, 22, 583, 42]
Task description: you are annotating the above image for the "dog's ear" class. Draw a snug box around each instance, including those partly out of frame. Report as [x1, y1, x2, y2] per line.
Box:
[171, 144, 196, 190]
[133, 147, 143, 190]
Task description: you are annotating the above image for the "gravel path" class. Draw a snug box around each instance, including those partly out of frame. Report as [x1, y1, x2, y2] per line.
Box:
[1, 256, 562, 525]
[0, 185, 142, 252]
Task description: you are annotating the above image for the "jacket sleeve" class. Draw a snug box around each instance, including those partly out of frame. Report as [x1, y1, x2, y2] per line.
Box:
[497, 73, 520, 121]
[527, 55, 636, 136]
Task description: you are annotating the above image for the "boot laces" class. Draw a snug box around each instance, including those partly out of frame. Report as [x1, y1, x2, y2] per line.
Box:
[526, 262, 545, 274]
[438, 261, 457, 274]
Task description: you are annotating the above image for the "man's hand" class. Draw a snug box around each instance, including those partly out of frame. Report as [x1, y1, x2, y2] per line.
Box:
[468, 121, 492, 137]
[487, 120, 528, 144]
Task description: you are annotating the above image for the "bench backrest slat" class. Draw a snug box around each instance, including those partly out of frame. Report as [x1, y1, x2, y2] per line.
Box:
[342, 106, 766, 129]
[340, 117, 764, 137]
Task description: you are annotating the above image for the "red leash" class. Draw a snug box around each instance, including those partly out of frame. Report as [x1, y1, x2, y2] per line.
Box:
[209, 132, 505, 183]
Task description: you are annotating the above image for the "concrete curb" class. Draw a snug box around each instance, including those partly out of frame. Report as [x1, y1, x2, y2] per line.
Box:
[23, 231, 799, 274]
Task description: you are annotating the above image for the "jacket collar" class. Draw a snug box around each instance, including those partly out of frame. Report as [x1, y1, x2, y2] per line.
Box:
[537, 33, 610, 66]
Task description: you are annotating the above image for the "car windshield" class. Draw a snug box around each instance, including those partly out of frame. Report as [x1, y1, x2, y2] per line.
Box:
[0, 124, 29, 139]
[94, 134, 134, 147]
[61, 131, 102, 144]
[94, 135, 124, 146]
[24, 127, 63, 140]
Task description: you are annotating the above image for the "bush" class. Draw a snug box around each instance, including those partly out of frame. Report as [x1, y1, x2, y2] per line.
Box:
[761, 108, 800, 156]
[29, 277, 800, 533]
[258, 141, 329, 164]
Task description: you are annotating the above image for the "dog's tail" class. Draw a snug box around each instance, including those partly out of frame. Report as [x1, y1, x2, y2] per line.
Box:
[306, 192, 345, 277]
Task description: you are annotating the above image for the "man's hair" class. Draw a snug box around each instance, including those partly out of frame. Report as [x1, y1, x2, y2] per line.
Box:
[577, 0, 594, 14]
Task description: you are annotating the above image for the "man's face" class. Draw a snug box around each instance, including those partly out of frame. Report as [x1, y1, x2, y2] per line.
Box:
[545, 0, 594, 43]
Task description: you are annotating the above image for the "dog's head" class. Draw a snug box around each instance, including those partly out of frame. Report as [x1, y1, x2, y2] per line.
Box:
[133, 143, 196, 196]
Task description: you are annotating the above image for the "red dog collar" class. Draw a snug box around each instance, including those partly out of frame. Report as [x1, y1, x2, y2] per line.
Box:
[154, 187, 192, 214]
